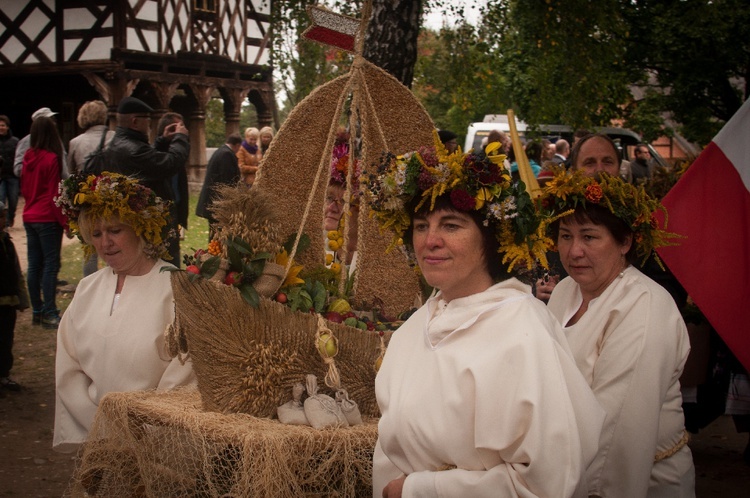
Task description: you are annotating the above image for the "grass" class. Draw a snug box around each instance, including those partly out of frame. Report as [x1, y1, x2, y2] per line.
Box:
[57, 193, 210, 314]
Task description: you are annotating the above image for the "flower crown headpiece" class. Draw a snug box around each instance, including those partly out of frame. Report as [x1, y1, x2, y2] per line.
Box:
[365, 132, 554, 272]
[538, 168, 680, 263]
[55, 172, 172, 260]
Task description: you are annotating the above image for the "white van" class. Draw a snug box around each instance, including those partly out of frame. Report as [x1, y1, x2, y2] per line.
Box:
[464, 115, 666, 166]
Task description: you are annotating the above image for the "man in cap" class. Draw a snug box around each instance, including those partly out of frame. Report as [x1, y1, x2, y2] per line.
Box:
[437, 129, 459, 154]
[103, 96, 190, 265]
[13, 107, 69, 179]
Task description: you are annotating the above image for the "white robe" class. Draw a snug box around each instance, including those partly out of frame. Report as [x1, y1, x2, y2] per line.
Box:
[373, 279, 605, 498]
[53, 260, 195, 453]
[548, 266, 695, 498]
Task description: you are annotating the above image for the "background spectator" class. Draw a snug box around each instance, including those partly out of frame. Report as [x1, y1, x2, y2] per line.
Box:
[0, 115, 20, 228]
[67, 100, 114, 276]
[196, 134, 242, 241]
[21, 116, 67, 329]
[0, 200, 28, 392]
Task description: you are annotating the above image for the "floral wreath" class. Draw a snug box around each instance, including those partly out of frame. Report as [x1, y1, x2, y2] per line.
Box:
[55, 172, 172, 260]
[365, 131, 554, 272]
[538, 168, 680, 263]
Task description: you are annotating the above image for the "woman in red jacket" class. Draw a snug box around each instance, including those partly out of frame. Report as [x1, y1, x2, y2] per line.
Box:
[21, 116, 66, 329]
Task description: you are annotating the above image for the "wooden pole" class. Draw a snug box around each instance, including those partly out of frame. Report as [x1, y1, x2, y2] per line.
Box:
[507, 109, 541, 198]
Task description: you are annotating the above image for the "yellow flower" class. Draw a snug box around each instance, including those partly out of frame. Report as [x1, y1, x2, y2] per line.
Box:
[275, 250, 304, 287]
[475, 187, 493, 210]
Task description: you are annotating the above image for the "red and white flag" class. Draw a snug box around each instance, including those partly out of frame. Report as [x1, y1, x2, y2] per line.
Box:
[657, 99, 750, 373]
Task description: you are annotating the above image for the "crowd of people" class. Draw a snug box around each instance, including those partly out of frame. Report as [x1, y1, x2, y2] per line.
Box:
[0, 97, 747, 496]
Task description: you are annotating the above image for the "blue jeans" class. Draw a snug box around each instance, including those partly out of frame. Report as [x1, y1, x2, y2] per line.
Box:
[24, 222, 63, 316]
[0, 177, 19, 226]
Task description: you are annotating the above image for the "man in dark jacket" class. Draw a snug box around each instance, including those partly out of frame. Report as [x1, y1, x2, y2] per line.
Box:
[0, 116, 20, 227]
[104, 96, 189, 264]
[154, 112, 190, 263]
[196, 134, 243, 241]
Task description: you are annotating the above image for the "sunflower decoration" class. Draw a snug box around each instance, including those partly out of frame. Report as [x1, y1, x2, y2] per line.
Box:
[538, 168, 682, 264]
[366, 131, 554, 272]
[55, 172, 172, 260]
[275, 249, 305, 288]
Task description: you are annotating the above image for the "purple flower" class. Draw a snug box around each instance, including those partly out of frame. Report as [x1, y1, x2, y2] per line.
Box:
[417, 169, 436, 190]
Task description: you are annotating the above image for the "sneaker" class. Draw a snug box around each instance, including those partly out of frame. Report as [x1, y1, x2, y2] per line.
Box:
[0, 377, 21, 391]
[41, 312, 61, 329]
[32, 313, 43, 326]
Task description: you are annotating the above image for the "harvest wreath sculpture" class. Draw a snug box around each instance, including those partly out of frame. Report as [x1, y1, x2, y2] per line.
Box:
[164, 1, 436, 419]
[71, 4, 439, 497]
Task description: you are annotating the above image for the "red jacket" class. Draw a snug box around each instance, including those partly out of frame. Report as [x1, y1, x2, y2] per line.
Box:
[21, 148, 66, 226]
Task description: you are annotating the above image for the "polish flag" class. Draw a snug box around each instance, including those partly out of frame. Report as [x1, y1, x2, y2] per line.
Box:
[657, 99, 750, 373]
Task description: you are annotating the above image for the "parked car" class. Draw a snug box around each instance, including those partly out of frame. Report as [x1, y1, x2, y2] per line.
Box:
[464, 115, 667, 167]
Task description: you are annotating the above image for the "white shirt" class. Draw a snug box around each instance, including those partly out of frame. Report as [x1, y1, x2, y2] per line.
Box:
[54, 260, 195, 452]
[548, 266, 695, 497]
[374, 279, 604, 497]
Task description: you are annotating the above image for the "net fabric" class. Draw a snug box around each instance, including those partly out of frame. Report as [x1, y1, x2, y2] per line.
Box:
[167, 271, 392, 419]
[68, 388, 378, 497]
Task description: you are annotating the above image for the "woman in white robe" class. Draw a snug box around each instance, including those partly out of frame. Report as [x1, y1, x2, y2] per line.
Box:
[53, 173, 195, 453]
[543, 168, 695, 497]
[367, 143, 604, 498]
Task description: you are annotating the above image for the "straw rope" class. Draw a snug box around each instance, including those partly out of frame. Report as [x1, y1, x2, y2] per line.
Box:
[314, 314, 342, 390]
[654, 430, 689, 462]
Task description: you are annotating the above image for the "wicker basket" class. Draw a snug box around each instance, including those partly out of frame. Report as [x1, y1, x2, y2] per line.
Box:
[168, 271, 391, 419]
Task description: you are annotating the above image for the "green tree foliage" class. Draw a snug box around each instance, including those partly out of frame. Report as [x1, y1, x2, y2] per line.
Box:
[271, 1, 457, 115]
[204, 98, 259, 148]
[479, 0, 748, 146]
[413, 24, 511, 145]
[204, 98, 226, 148]
[621, 0, 749, 145]
[483, 0, 631, 131]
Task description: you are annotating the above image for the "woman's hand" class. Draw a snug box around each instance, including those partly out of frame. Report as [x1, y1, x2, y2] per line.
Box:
[382, 476, 406, 498]
[534, 274, 559, 302]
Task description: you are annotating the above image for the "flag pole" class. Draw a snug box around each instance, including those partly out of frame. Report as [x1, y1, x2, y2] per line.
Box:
[507, 109, 541, 198]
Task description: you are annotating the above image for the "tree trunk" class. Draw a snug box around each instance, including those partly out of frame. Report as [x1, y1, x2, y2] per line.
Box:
[363, 0, 423, 88]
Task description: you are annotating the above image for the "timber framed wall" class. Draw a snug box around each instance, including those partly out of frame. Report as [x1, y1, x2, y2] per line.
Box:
[0, 0, 275, 170]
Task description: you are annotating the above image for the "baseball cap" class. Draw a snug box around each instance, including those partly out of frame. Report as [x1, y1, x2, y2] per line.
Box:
[31, 107, 58, 120]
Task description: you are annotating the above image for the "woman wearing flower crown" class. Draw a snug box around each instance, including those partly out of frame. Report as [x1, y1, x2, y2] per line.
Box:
[369, 137, 604, 498]
[540, 165, 695, 497]
[52, 172, 195, 453]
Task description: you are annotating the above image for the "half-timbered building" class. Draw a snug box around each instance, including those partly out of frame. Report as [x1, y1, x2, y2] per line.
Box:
[0, 0, 274, 170]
